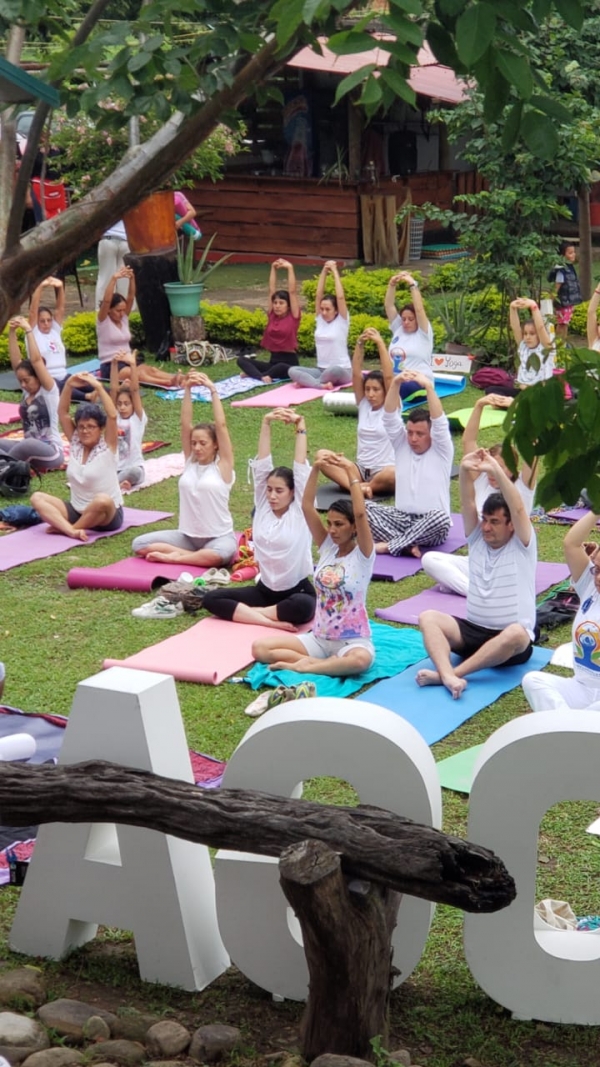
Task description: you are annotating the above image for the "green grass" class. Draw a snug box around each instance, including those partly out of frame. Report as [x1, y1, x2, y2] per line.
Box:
[0, 363, 597, 1066]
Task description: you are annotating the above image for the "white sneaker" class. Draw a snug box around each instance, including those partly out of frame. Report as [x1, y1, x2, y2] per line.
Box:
[203, 567, 231, 586]
[131, 596, 184, 619]
[244, 691, 272, 718]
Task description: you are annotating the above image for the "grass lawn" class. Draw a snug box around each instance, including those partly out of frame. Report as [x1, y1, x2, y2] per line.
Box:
[0, 350, 597, 1066]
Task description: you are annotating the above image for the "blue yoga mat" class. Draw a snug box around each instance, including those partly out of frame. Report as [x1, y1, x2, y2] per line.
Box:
[244, 623, 426, 699]
[402, 376, 466, 412]
[356, 645, 552, 745]
[68, 357, 101, 375]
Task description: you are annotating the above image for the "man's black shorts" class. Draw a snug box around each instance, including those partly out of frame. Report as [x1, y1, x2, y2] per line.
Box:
[453, 617, 534, 667]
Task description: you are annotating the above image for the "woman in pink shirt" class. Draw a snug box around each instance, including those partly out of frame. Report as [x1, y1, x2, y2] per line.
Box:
[237, 259, 301, 382]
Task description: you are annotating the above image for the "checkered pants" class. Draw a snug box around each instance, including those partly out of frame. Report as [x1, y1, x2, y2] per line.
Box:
[365, 502, 451, 557]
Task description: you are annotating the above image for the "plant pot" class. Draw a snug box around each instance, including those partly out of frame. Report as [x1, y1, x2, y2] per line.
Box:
[164, 281, 204, 317]
[445, 341, 471, 355]
[124, 191, 177, 255]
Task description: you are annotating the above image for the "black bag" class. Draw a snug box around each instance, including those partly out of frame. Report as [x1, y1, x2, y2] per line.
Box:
[536, 589, 579, 631]
[0, 456, 32, 498]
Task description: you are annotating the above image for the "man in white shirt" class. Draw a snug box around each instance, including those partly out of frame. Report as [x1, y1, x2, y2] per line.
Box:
[365, 370, 453, 556]
[417, 449, 537, 699]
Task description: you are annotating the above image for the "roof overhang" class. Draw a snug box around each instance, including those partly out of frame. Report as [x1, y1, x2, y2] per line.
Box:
[0, 57, 60, 107]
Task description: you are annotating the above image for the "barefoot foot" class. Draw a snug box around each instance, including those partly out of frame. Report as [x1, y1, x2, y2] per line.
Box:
[361, 483, 373, 499]
[416, 668, 442, 687]
[120, 480, 132, 492]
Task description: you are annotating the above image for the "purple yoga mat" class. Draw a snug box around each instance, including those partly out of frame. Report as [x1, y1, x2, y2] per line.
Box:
[0, 508, 172, 572]
[68, 557, 207, 592]
[547, 508, 595, 524]
[375, 560, 571, 624]
[372, 514, 466, 581]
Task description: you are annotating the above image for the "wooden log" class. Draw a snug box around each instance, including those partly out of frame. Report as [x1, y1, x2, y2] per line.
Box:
[280, 840, 400, 1061]
[0, 760, 515, 913]
[125, 251, 177, 356]
[171, 314, 206, 344]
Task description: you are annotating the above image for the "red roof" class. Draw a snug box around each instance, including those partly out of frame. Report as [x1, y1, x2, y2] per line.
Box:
[288, 37, 467, 105]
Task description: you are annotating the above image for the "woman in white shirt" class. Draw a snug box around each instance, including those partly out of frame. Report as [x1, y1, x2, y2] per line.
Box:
[289, 261, 352, 388]
[385, 270, 433, 399]
[509, 297, 554, 386]
[203, 408, 316, 627]
[3, 317, 64, 471]
[132, 372, 237, 566]
[28, 276, 67, 386]
[110, 351, 147, 491]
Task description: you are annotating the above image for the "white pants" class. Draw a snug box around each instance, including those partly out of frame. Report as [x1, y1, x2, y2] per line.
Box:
[95, 237, 132, 309]
[422, 552, 470, 596]
[522, 670, 600, 713]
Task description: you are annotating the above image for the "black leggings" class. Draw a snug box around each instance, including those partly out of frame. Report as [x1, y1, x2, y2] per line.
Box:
[203, 577, 315, 625]
[237, 352, 298, 381]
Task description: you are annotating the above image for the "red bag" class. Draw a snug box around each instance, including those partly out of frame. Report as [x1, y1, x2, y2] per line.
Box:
[471, 366, 515, 390]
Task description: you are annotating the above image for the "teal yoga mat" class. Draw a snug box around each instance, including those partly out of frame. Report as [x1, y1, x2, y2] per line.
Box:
[357, 645, 552, 745]
[437, 744, 484, 794]
[244, 623, 426, 699]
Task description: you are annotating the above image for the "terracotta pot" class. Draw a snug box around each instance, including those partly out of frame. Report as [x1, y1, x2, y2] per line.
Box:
[124, 191, 177, 255]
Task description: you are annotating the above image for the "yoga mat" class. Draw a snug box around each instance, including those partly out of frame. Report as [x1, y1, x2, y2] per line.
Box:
[402, 376, 466, 412]
[232, 382, 349, 409]
[68, 556, 207, 592]
[372, 514, 467, 581]
[547, 508, 599, 525]
[155, 375, 266, 402]
[68, 357, 101, 375]
[376, 561, 571, 624]
[447, 407, 507, 431]
[244, 624, 426, 699]
[123, 452, 185, 495]
[103, 616, 308, 685]
[357, 645, 552, 745]
[0, 371, 20, 392]
[0, 402, 20, 424]
[551, 643, 573, 668]
[437, 744, 484, 794]
[0, 508, 172, 572]
[315, 482, 392, 511]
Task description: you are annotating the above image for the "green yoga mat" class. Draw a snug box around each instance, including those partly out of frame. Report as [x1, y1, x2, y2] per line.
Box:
[447, 407, 508, 431]
[437, 744, 484, 794]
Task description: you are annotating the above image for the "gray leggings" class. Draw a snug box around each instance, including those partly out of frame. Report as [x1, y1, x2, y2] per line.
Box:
[118, 464, 145, 487]
[131, 528, 238, 564]
[0, 437, 64, 472]
[289, 365, 352, 388]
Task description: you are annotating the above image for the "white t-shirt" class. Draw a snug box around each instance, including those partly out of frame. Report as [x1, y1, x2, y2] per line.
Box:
[516, 340, 555, 386]
[117, 410, 147, 471]
[29, 322, 67, 381]
[572, 568, 600, 687]
[312, 537, 375, 642]
[474, 472, 535, 517]
[467, 523, 537, 639]
[250, 454, 313, 591]
[67, 434, 122, 512]
[178, 457, 235, 538]
[314, 313, 351, 370]
[357, 399, 395, 471]
[383, 408, 453, 516]
[389, 315, 434, 378]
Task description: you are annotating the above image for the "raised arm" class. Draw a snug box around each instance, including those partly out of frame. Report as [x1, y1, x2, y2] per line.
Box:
[89, 376, 118, 452]
[46, 276, 65, 325]
[329, 454, 373, 558]
[7, 319, 26, 373]
[189, 371, 233, 481]
[404, 371, 442, 420]
[58, 377, 78, 440]
[28, 282, 43, 327]
[98, 267, 135, 321]
[384, 274, 400, 323]
[326, 260, 347, 320]
[529, 300, 552, 347]
[459, 453, 482, 537]
[180, 381, 194, 459]
[302, 458, 328, 548]
[315, 263, 328, 309]
[462, 394, 511, 455]
[352, 334, 367, 402]
[480, 450, 533, 546]
[267, 261, 278, 305]
[118, 352, 144, 418]
[564, 510, 600, 583]
[509, 299, 525, 345]
[384, 373, 404, 415]
[174, 191, 196, 230]
[396, 271, 428, 333]
[12, 317, 55, 392]
[587, 287, 600, 348]
[280, 259, 300, 318]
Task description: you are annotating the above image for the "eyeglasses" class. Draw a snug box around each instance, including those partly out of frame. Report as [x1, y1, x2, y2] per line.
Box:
[591, 565, 600, 577]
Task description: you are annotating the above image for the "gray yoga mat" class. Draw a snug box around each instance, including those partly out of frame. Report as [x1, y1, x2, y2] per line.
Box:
[0, 370, 20, 392]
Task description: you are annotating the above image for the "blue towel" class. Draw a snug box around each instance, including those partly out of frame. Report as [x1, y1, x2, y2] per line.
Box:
[244, 623, 425, 698]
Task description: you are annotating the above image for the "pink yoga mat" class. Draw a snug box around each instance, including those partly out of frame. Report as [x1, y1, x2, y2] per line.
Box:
[67, 556, 207, 592]
[104, 617, 305, 685]
[231, 382, 348, 409]
[0, 508, 172, 572]
[0, 403, 20, 424]
[372, 514, 466, 581]
[375, 561, 570, 625]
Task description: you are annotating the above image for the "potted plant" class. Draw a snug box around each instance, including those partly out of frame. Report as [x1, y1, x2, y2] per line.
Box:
[437, 291, 491, 355]
[164, 234, 231, 317]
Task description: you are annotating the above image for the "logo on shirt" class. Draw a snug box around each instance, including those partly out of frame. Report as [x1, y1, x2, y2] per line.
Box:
[574, 620, 600, 673]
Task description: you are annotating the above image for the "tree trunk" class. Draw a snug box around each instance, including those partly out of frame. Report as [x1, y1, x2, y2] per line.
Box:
[125, 252, 178, 355]
[0, 760, 515, 913]
[578, 184, 592, 301]
[280, 840, 400, 1061]
[171, 315, 206, 344]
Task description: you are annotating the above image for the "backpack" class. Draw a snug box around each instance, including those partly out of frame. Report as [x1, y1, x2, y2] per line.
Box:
[0, 456, 32, 498]
[471, 366, 515, 390]
[536, 589, 579, 632]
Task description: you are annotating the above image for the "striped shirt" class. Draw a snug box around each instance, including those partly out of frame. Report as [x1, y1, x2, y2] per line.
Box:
[467, 524, 537, 639]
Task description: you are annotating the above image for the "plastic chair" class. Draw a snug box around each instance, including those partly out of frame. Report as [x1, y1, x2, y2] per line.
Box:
[31, 179, 83, 306]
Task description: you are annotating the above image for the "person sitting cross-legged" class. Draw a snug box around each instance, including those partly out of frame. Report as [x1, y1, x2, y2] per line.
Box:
[417, 449, 537, 699]
[364, 369, 453, 557]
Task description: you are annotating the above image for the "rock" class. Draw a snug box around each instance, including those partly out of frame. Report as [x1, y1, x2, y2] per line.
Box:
[37, 1002, 117, 1044]
[388, 1052, 411, 1067]
[310, 1058, 372, 1067]
[145, 1022, 190, 1058]
[82, 1018, 111, 1044]
[22, 1050, 84, 1067]
[0, 1047, 41, 1066]
[189, 1024, 241, 1063]
[463, 1060, 483, 1067]
[110, 1015, 159, 1044]
[0, 969, 47, 1011]
[85, 1041, 146, 1066]
[0, 1015, 50, 1053]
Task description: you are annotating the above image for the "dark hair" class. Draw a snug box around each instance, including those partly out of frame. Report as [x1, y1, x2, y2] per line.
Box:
[110, 293, 126, 309]
[328, 498, 356, 524]
[523, 318, 537, 330]
[74, 402, 107, 428]
[38, 305, 53, 318]
[489, 443, 518, 480]
[191, 422, 217, 446]
[364, 370, 386, 392]
[482, 492, 511, 522]
[406, 406, 431, 426]
[272, 289, 291, 311]
[268, 465, 294, 491]
[399, 303, 416, 316]
[117, 385, 133, 401]
[320, 294, 339, 313]
[559, 240, 576, 256]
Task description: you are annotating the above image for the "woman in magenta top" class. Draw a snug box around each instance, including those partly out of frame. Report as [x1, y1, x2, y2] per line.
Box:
[237, 259, 301, 382]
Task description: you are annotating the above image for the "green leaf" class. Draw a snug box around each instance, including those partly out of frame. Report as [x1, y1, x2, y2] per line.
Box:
[492, 1, 536, 33]
[360, 75, 383, 107]
[302, 0, 325, 23]
[142, 35, 164, 52]
[387, 0, 423, 14]
[553, 0, 584, 31]
[392, 18, 423, 46]
[530, 94, 573, 125]
[495, 49, 533, 99]
[438, 0, 468, 15]
[500, 99, 523, 152]
[127, 51, 153, 73]
[381, 66, 417, 106]
[272, 0, 305, 46]
[520, 109, 559, 160]
[333, 64, 377, 105]
[327, 30, 380, 55]
[456, 4, 496, 66]
[482, 65, 510, 123]
[426, 22, 463, 69]
[531, 0, 551, 20]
